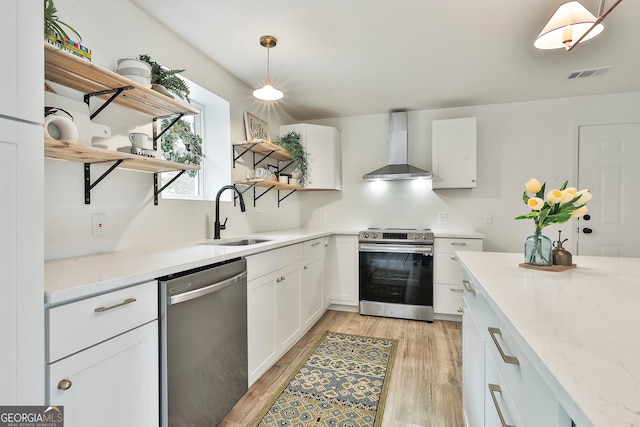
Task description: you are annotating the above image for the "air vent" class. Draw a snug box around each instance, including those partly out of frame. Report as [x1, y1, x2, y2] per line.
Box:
[566, 66, 613, 80]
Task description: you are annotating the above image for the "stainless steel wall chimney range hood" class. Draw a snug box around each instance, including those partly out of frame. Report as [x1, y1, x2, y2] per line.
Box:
[363, 111, 432, 181]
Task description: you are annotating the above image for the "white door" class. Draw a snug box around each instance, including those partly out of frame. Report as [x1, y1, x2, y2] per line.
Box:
[578, 123, 640, 257]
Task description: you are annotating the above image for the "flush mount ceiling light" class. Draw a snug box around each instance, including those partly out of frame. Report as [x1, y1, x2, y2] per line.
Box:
[253, 35, 284, 101]
[534, 0, 622, 51]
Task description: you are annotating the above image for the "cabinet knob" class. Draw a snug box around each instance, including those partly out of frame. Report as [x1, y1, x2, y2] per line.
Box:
[457, 307, 464, 313]
[57, 379, 72, 390]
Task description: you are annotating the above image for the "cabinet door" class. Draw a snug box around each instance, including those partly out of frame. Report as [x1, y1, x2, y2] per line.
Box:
[301, 256, 324, 330]
[247, 272, 277, 386]
[432, 117, 477, 189]
[276, 263, 302, 352]
[462, 296, 484, 427]
[47, 321, 159, 427]
[328, 236, 358, 305]
[485, 347, 525, 427]
[323, 238, 332, 306]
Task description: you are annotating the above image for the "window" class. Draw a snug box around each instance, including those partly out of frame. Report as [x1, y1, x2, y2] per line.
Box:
[160, 76, 231, 201]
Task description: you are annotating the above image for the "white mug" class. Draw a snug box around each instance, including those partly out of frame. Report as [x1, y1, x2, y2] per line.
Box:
[129, 132, 151, 148]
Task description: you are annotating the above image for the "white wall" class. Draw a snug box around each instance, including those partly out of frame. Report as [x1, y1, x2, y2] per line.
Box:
[45, 0, 300, 260]
[303, 91, 640, 254]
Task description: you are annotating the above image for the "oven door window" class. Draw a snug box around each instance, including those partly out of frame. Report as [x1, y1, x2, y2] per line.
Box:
[359, 250, 433, 306]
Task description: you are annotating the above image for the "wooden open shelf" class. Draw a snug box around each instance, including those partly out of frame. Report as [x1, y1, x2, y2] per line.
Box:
[45, 140, 200, 173]
[44, 44, 199, 118]
[234, 179, 301, 191]
[232, 139, 292, 161]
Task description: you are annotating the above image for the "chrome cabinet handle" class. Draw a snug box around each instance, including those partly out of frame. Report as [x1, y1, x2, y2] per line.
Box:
[488, 384, 517, 427]
[457, 307, 464, 313]
[488, 327, 520, 365]
[304, 265, 309, 270]
[94, 298, 136, 313]
[276, 276, 286, 283]
[451, 242, 467, 246]
[450, 288, 463, 293]
[311, 241, 321, 247]
[450, 256, 457, 260]
[462, 279, 475, 296]
[58, 379, 72, 390]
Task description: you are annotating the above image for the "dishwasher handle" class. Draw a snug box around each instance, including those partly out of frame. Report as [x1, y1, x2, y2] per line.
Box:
[167, 270, 247, 306]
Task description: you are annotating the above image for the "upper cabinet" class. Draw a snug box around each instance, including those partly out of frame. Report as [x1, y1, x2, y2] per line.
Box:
[432, 117, 477, 189]
[280, 123, 342, 190]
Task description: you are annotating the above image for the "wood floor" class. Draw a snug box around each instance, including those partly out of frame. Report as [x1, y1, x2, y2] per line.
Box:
[220, 310, 463, 427]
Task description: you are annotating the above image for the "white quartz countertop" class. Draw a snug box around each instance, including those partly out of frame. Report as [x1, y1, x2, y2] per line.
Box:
[44, 227, 353, 305]
[456, 251, 640, 427]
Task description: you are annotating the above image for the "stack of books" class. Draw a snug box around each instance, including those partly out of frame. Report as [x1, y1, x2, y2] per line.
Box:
[46, 32, 92, 62]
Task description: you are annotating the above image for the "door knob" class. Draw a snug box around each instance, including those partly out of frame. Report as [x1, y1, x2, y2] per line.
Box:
[583, 228, 593, 234]
[57, 379, 72, 390]
[583, 214, 591, 221]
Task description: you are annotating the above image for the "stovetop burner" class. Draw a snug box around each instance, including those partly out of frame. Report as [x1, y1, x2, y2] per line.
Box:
[359, 227, 434, 244]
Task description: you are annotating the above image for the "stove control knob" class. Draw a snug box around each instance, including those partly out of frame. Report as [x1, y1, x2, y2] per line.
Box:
[373, 233, 378, 239]
[363, 233, 369, 239]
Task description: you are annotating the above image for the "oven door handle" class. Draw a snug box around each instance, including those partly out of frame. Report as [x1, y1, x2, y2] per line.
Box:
[359, 243, 433, 255]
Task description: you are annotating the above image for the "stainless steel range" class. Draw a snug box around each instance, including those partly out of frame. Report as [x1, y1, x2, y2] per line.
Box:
[359, 228, 434, 322]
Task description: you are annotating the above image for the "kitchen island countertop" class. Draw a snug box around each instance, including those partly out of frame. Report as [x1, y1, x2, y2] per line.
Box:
[456, 251, 640, 427]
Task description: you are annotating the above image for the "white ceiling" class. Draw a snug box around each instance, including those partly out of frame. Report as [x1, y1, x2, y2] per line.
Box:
[130, 0, 639, 121]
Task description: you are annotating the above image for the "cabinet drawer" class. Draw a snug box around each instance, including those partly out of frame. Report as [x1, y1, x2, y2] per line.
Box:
[435, 238, 483, 253]
[303, 238, 325, 259]
[247, 243, 303, 281]
[434, 283, 464, 315]
[47, 281, 158, 362]
[461, 273, 484, 331]
[485, 304, 570, 427]
[485, 346, 525, 427]
[434, 252, 465, 284]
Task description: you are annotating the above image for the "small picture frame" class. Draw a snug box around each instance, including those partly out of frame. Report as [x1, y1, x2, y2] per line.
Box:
[244, 111, 270, 142]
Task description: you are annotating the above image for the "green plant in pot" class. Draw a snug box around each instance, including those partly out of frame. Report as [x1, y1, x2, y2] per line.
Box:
[275, 131, 308, 187]
[160, 118, 203, 176]
[138, 54, 190, 101]
[44, 0, 82, 42]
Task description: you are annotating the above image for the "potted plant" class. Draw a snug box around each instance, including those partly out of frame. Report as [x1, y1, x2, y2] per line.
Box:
[160, 118, 203, 176]
[138, 54, 190, 101]
[275, 131, 308, 187]
[44, 0, 82, 42]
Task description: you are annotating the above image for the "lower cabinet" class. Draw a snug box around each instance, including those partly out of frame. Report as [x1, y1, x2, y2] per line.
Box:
[301, 238, 326, 329]
[460, 270, 572, 427]
[46, 280, 159, 427]
[327, 235, 358, 306]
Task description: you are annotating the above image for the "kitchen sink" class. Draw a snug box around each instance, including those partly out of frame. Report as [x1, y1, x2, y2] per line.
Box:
[199, 238, 272, 247]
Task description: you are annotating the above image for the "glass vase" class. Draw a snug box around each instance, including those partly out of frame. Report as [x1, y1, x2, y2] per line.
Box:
[524, 230, 552, 266]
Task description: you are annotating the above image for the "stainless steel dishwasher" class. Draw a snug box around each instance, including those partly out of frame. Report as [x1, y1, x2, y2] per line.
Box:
[158, 258, 248, 427]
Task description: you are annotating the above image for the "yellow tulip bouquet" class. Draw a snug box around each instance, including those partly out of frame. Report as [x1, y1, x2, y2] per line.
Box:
[516, 178, 591, 231]
[515, 178, 591, 265]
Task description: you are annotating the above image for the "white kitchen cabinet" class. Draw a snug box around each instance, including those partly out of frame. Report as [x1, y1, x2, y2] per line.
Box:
[46, 281, 159, 427]
[280, 123, 342, 190]
[247, 244, 304, 385]
[327, 235, 359, 307]
[434, 237, 482, 318]
[301, 238, 326, 329]
[461, 273, 485, 427]
[322, 238, 332, 307]
[0, 0, 44, 405]
[432, 117, 477, 189]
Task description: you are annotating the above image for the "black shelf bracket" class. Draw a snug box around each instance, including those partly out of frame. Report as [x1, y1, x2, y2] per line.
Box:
[84, 160, 125, 204]
[152, 114, 185, 150]
[277, 189, 297, 207]
[84, 86, 134, 120]
[253, 184, 275, 207]
[153, 170, 187, 205]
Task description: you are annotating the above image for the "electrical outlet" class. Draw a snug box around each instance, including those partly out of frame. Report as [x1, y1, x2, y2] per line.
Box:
[485, 213, 493, 224]
[92, 213, 106, 238]
[256, 211, 264, 225]
[439, 212, 448, 223]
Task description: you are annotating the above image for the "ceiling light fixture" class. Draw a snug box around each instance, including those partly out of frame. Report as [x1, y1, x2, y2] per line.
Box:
[534, 0, 622, 51]
[253, 35, 284, 101]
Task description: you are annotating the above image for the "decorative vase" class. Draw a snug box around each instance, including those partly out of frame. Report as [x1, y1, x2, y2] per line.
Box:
[524, 230, 552, 266]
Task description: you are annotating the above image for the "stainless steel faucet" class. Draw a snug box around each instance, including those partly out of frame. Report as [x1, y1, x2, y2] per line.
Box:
[214, 185, 246, 239]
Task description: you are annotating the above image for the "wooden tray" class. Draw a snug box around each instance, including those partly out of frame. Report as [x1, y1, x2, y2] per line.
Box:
[518, 263, 576, 272]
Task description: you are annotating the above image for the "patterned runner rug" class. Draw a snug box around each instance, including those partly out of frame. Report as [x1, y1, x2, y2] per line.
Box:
[250, 331, 397, 427]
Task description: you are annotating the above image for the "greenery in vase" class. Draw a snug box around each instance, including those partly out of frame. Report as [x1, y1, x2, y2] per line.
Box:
[44, 0, 82, 42]
[160, 118, 203, 177]
[138, 54, 190, 101]
[275, 131, 308, 187]
[515, 178, 592, 232]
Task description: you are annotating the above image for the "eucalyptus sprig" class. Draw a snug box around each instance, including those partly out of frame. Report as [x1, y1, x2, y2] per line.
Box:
[515, 178, 591, 231]
[275, 131, 308, 187]
[160, 118, 203, 177]
[44, 0, 82, 42]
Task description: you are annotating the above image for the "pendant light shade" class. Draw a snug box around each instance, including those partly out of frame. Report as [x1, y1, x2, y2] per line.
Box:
[534, 0, 622, 51]
[253, 36, 284, 101]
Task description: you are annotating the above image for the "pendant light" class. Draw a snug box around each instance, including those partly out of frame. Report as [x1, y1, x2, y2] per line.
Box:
[253, 35, 284, 101]
[534, 0, 622, 51]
